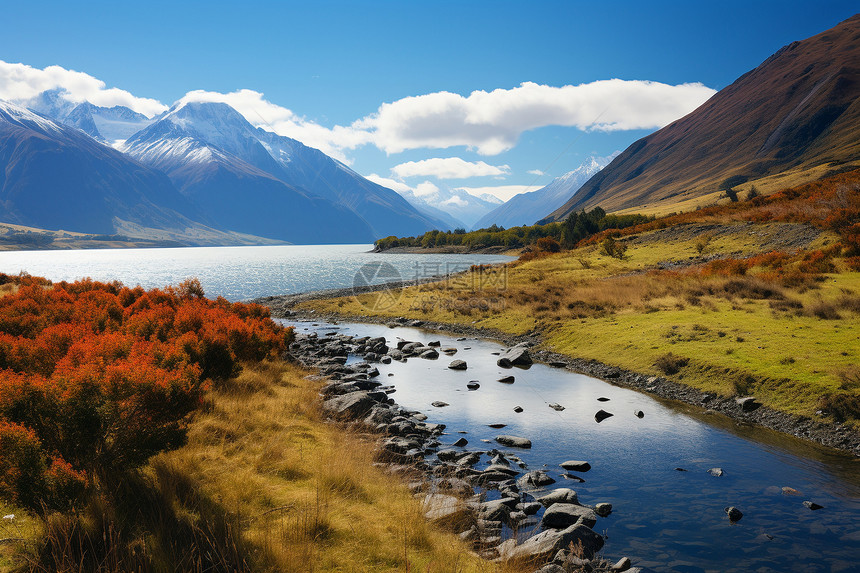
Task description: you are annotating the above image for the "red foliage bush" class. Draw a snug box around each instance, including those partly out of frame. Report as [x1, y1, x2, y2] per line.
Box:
[0, 277, 290, 511]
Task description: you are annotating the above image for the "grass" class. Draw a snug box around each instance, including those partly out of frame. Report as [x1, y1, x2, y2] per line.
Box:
[2, 361, 516, 572]
[301, 222, 860, 427]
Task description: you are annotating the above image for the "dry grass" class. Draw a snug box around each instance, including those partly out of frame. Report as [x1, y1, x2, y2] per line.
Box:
[2, 361, 516, 572]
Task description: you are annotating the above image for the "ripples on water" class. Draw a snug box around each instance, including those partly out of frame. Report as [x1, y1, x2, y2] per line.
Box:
[288, 320, 860, 573]
[0, 244, 514, 301]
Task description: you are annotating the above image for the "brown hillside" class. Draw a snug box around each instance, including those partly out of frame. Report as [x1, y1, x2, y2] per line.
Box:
[545, 14, 860, 221]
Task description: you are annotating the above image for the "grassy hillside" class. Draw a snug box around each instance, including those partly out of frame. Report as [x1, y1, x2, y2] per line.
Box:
[301, 170, 860, 428]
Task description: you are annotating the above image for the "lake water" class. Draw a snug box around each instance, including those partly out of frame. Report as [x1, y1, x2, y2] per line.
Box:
[1, 244, 858, 572]
[0, 244, 514, 301]
[287, 320, 860, 573]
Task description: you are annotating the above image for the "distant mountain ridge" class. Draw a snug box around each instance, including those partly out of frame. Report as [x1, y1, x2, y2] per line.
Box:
[475, 155, 616, 229]
[546, 14, 860, 221]
[393, 182, 502, 230]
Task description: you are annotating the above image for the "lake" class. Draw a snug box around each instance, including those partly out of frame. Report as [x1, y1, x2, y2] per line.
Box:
[0, 244, 514, 300]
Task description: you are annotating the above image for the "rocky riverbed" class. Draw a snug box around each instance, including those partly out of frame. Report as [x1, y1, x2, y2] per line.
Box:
[289, 329, 643, 572]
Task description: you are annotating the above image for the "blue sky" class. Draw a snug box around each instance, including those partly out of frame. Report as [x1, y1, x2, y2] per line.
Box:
[1, 0, 857, 200]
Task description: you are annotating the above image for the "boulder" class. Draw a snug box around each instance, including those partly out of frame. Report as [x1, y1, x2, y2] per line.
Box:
[448, 360, 468, 370]
[495, 435, 532, 448]
[497, 523, 604, 561]
[560, 460, 591, 472]
[541, 503, 598, 529]
[548, 403, 565, 411]
[497, 345, 533, 367]
[803, 501, 824, 510]
[707, 467, 724, 477]
[478, 497, 518, 521]
[612, 556, 632, 571]
[736, 396, 761, 412]
[634, 410, 645, 418]
[322, 391, 378, 419]
[423, 494, 473, 528]
[594, 409, 614, 423]
[431, 401, 449, 407]
[498, 375, 516, 384]
[420, 348, 440, 359]
[513, 406, 524, 413]
[537, 488, 579, 507]
[725, 506, 743, 522]
[594, 502, 613, 517]
[452, 437, 468, 447]
[517, 470, 556, 489]
[467, 381, 481, 390]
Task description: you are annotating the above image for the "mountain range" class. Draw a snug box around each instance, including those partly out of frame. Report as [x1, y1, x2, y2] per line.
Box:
[393, 182, 503, 230]
[545, 13, 860, 221]
[0, 97, 450, 244]
[474, 155, 617, 229]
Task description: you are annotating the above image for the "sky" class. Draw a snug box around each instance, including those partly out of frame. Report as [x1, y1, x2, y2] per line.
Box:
[0, 0, 857, 201]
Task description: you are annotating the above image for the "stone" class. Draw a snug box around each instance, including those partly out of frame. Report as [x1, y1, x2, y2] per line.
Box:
[428, 340, 441, 347]
[541, 503, 598, 529]
[597, 397, 611, 402]
[535, 565, 566, 573]
[548, 403, 565, 411]
[498, 375, 516, 384]
[725, 506, 743, 522]
[497, 345, 533, 367]
[782, 486, 801, 496]
[478, 497, 518, 521]
[612, 556, 632, 571]
[495, 435, 532, 448]
[517, 470, 556, 489]
[634, 410, 645, 418]
[484, 464, 519, 476]
[520, 502, 542, 515]
[549, 361, 566, 368]
[452, 437, 468, 447]
[420, 348, 439, 359]
[423, 494, 472, 528]
[513, 406, 524, 413]
[497, 523, 604, 561]
[431, 401, 449, 407]
[488, 423, 507, 429]
[803, 500, 824, 510]
[322, 391, 378, 419]
[707, 467, 724, 477]
[736, 396, 761, 412]
[560, 460, 591, 472]
[537, 488, 579, 507]
[594, 502, 613, 517]
[448, 360, 468, 370]
[467, 380, 480, 390]
[594, 409, 614, 423]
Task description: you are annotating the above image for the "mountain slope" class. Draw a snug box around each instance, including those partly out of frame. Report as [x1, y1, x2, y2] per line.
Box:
[0, 100, 205, 235]
[121, 104, 376, 244]
[545, 14, 860, 221]
[64, 102, 154, 144]
[476, 155, 615, 229]
[394, 182, 500, 230]
[123, 102, 448, 238]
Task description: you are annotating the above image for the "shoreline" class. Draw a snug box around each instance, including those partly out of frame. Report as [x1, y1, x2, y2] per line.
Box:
[253, 284, 860, 458]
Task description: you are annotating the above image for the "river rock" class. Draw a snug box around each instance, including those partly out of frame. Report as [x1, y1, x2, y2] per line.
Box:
[597, 397, 610, 402]
[498, 375, 516, 383]
[431, 401, 449, 407]
[803, 500, 824, 510]
[423, 494, 472, 528]
[420, 348, 439, 359]
[497, 522, 604, 561]
[452, 437, 468, 447]
[594, 502, 613, 517]
[549, 361, 567, 368]
[736, 396, 761, 412]
[497, 345, 533, 368]
[541, 503, 598, 529]
[478, 497, 518, 521]
[634, 410, 645, 418]
[612, 556, 632, 571]
[484, 463, 519, 476]
[428, 340, 441, 347]
[708, 467, 724, 477]
[442, 348, 458, 355]
[322, 390, 378, 419]
[548, 403, 565, 411]
[520, 501, 542, 515]
[560, 460, 591, 472]
[537, 488, 579, 507]
[448, 360, 468, 370]
[517, 470, 556, 489]
[594, 409, 614, 422]
[513, 406, 524, 413]
[725, 506, 743, 522]
[495, 435, 532, 448]
[467, 381, 480, 390]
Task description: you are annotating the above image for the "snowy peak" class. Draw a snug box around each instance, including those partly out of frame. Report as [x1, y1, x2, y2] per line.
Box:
[65, 102, 153, 143]
[0, 98, 71, 136]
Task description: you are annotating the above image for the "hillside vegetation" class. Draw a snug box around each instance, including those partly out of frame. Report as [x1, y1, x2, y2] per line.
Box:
[303, 169, 860, 428]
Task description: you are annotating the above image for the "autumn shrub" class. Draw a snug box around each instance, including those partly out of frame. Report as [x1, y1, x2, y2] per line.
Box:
[535, 236, 561, 253]
[654, 353, 689, 375]
[0, 277, 290, 512]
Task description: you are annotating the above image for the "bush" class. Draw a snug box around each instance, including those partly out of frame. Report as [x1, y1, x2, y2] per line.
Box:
[0, 278, 290, 511]
[599, 236, 628, 259]
[818, 393, 860, 422]
[654, 353, 689, 375]
[535, 236, 561, 253]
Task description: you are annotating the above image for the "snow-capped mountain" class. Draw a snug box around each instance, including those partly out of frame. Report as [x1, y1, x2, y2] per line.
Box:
[0, 99, 202, 236]
[64, 102, 154, 144]
[395, 182, 502, 230]
[474, 154, 619, 229]
[122, 101, 449, 238]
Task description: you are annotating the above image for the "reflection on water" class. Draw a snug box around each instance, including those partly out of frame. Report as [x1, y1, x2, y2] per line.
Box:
[287, 320, 860, 573]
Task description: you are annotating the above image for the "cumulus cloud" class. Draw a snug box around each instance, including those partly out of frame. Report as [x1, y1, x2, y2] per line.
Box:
[0, 60, 167, 117]
[528, 169, 545, 176]
[413, 181, 440, 198]
[365, 173, 412, 194]
[356, 80, 716, 155]
[441, 195, 468, 207]
[455, 184, 538, 202]
[391, 157, 510, 180]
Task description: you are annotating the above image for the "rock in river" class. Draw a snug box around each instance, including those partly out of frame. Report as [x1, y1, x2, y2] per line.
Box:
[541, 503, 598, 529]
[536, 488, 579, 507]
[495, 435, 532, 448]
[497, 522, 603, 561]
[548, 403, 565, 411]
[466, 380, 480, 390]
[594, 409, 614, 423]
[432, 401, 449, 408]
[498, 375, 516, 384]
[496, 344, 533, 368]
[725, 506, 743, 522]
[448, 360, 468, 370]
[560, 460, 591, 472]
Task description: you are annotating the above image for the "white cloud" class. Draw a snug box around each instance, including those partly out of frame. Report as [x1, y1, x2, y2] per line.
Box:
[0, 60, 167, 117]
[365, 173, 412, 194]
[455, 184, 538, 202]
[391, 157, 510, 179]
[356, 80, 715, 155]
[441, 195, 468, 207]
[413, 181, 440, 198]
[528, 169, 545, 176]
